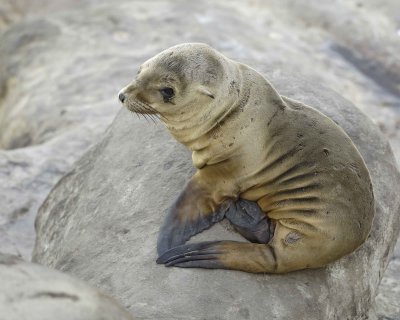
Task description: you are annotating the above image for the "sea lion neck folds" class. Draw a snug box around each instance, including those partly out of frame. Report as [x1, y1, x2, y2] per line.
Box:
[119, 43, 374, 274]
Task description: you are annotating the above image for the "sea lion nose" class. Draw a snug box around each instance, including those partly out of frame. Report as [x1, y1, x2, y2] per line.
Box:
[119, 92, 126, 103]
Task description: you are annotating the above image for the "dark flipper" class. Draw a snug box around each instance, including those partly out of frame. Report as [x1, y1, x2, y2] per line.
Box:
[157, 205, 226, 256]
[157, 241, 226, 269]
[225, 199, 275, 244]
[157, 178, 229, 256]
[157, 240, 279, 273]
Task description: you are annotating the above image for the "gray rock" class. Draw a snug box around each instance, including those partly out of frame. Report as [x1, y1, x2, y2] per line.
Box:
[374, 239, 400, 319]
[0, 5, 128, 258]
[0, 0, 399, 318]
[33, 71, 400, 319]
[0, 253, 134, 320]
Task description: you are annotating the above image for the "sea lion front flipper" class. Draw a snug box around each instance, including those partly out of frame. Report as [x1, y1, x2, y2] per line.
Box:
[225, 199, 275, 244]
[157, 176, 227, 255]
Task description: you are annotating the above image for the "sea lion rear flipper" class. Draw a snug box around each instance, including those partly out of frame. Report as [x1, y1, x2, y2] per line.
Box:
[157, 177, 227, 255]
[156, 240, 279, 273]
[225, 199, 275, 244]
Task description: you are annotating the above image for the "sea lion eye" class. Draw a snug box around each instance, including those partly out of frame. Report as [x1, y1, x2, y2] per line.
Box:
[160, 87, 174, 102]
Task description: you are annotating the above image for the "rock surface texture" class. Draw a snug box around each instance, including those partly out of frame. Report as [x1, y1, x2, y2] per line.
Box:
[33, 73, 400, 320]
[1, 0, 399, 319]
[0, 253, 134, 320]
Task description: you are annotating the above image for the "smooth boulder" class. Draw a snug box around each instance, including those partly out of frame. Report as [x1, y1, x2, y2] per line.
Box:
[32, 71, 400, 320]
[1, 2, 400, 316]
[0, 253, 134, 320]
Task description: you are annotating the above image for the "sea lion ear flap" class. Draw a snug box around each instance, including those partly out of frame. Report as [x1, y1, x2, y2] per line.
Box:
[198, 86, 215, 99]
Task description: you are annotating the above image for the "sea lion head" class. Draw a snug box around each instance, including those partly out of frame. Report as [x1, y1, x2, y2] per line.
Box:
[118, 43, 231, 128]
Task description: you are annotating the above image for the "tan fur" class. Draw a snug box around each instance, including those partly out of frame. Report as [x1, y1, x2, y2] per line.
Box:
[119, 43, 374, 273]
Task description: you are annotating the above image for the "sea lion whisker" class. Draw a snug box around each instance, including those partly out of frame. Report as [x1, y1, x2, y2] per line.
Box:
[150, 114, 159, 124]
[136, 99, 168, 121]
[127, 105, 141, 120]
[139, 107, 151, 124]
[138, 105, 157, 124]
[134, 103, 146, 121]
[147, 113, 157, 124]
[138, 103, 162, 124]
[141, 103, 163, 118]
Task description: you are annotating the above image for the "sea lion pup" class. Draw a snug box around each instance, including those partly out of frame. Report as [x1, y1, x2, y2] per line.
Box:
[118, 43, 374, 273]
